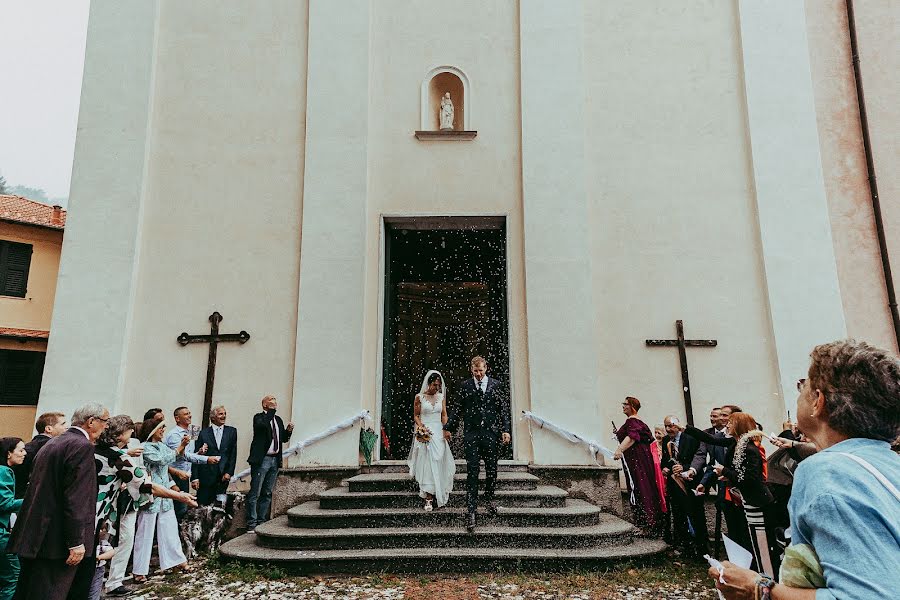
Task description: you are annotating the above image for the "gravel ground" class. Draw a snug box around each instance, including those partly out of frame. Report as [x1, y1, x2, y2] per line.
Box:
[122, 557, 719, 600]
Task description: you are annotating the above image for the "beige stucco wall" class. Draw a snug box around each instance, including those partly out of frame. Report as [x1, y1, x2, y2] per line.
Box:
[805, 0, 899, 352]
[0, 222, 63, 330]
[116, 0, 308, 468]
[0, 221, 61, 439]
[581, 2, 784, 437]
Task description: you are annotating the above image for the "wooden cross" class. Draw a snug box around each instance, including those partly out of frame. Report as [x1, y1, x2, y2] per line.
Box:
[177, 311, 250, 427]
[645, 319, 717, 426]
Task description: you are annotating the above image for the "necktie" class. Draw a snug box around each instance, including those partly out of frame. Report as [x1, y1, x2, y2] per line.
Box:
[271, 418, 279, 452]
[215, 426, 222, 448]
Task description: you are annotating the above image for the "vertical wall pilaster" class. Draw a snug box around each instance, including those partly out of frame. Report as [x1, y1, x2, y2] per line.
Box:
[290, 0, 371, 464]
[739, 0, 846, 409]
[38, 1, 159, 415]
[520, 1, 602, 464]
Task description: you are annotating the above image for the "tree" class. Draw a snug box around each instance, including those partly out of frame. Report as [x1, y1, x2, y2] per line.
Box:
[0, 174, 7, 195]
[8, 185, 49, 202]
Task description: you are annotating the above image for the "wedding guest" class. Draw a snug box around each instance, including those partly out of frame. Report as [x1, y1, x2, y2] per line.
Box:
[246, 396, 293, 531]
[660, 415, 709, 557]
[97, 416, 195, 597]
[766, 430, 817, 532]
[86, 522, 115, 600]
[612, 397, 665, 534]
[650, 425, 668, 515]
[712, 340, 900, 599]
[165, 407, 218, 521]
[9, 402, 109, 600]
[694, 407, 729, 554]
[14, 412, 66, 499]
[191, 406, 237, 507]
[0, 438, 25, 600]
[408, 371, 455, 511]
[685, 411, 775, 574]
[133, 420, 193, 582]
[134, 409, 163, 440]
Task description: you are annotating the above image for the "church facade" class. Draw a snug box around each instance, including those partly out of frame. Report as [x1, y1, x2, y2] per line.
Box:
[34, 1, 898, 473]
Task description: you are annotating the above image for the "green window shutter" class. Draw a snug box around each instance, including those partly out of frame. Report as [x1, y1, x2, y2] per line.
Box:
[0, 241, 33, 298]
[0, 350, 46, 406]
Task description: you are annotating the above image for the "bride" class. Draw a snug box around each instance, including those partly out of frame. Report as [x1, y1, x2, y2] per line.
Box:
[407, 370, 456, 511]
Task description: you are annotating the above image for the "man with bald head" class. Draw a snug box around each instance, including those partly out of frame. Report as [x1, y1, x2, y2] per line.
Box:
[246, 395, 293, 531]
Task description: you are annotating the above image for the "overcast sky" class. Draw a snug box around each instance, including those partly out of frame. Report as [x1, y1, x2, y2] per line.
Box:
[0, 0, 89, 200]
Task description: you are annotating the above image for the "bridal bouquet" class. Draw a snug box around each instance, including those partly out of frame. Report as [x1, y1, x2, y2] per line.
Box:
[415, 425, 432, 444]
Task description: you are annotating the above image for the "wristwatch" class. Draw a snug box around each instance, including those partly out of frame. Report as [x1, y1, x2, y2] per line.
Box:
[755, 574, 776, 600]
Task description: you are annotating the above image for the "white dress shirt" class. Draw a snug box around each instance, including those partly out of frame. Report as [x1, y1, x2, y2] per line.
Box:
[212, 424, 224, 449]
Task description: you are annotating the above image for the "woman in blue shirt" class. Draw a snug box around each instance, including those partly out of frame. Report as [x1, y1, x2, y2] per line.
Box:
[132, 420, 193, 582]
[712, 340, 900, 599]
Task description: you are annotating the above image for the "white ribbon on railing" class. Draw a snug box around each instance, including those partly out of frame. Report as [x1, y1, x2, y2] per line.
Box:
[234, 410, 373, 482]
[520, 410, 617, 462]
[519, 411, 636, 506]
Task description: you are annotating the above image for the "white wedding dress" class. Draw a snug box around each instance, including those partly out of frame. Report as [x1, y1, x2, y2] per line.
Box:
[407, 390, 456, 507]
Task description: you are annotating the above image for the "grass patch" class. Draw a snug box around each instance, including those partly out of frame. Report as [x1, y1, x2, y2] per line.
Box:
[206, 551, 288, 582]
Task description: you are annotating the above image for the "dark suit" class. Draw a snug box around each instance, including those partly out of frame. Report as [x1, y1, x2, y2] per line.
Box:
[696, 428, 728, 491]
[13, 434, 52, 499]
[661, 431, 709, 556]
[247, 410, 291, 467]
[192, 425, 238, 505]
[246, 409, 292, 528]
[10, 428, 98, 600]
[444, 376, 511, 514]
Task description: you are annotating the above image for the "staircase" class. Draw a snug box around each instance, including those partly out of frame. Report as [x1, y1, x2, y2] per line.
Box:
[220, 460, 666, 573]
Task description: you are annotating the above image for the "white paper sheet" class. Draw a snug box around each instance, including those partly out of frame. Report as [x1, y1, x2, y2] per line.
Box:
[723, 534, 754, 569]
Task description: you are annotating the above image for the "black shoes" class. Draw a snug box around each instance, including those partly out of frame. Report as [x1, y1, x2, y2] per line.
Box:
[106, 586, 133, 597]
[466, 512, 476, 534]
[486, 501, 499, 516]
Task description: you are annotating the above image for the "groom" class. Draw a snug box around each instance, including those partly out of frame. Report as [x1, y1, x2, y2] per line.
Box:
[443, 356, 511, 533]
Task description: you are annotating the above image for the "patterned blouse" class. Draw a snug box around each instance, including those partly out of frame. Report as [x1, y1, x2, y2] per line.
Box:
[94, 444, 153, 540]
[141, 441, 178, 514]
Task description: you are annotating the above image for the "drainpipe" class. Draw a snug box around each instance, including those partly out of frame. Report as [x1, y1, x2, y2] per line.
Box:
[845, 0, 900, 350]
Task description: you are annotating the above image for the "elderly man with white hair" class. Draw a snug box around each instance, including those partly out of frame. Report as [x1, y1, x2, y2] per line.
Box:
[8, 402, 109, 600]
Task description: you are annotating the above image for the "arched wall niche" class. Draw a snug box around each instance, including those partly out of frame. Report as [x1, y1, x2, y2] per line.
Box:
[421, 65, 470, 131]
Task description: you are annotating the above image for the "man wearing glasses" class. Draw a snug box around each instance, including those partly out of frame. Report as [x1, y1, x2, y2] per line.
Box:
[8, 402, 110, 600]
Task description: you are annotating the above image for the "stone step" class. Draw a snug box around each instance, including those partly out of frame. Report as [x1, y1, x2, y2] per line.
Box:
[360, 459, 530, 474]
[317, 485, 567, 510]
[287, 498, 603, 529]
[254, 514, 636, 550]
[219, 534, 668, 573]
[347, 471, 539, 493]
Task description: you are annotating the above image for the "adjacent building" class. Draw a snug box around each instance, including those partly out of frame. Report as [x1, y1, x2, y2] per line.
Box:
[0, 195, 66, 440]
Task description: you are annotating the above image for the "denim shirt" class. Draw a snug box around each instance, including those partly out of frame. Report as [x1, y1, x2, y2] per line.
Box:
[788, 438, 900, 599]
[164, 425, 209, 473]
[141, 441, 177, 514]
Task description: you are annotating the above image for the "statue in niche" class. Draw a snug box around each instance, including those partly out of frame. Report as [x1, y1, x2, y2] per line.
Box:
[439, 92, 454, 130]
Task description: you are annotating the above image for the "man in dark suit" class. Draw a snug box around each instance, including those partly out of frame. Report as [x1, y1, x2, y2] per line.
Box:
[660, 415, 709, 558]
[191, 405, 238, 506]
[694, 408, 728, 555]
[13, 412, 67, 498]
[443, 356, 511, 533]
[246, 395, 293, 531]
[695, 408, 729, 491]
[10, 402, 109, 600]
